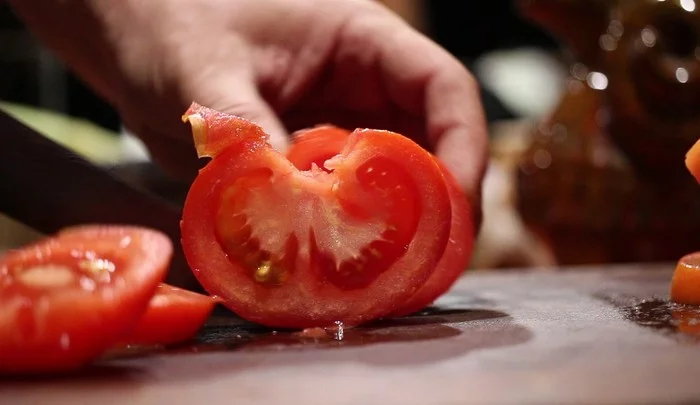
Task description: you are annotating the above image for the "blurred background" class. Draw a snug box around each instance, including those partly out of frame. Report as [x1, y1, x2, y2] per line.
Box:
[2, 0, 699, 271]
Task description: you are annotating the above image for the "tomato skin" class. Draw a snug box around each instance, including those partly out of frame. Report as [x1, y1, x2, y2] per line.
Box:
[121, 284, 219, 346]
[182, 102, 269, 158]
[391, 160, 473, 316]
[286, 127, 474, 316]
[181, 104, 452, 328]
[0, 225, 171, 374]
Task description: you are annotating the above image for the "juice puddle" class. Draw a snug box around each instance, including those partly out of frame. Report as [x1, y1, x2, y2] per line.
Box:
[110, 307, 507, 359]
[602, 296, 700, 341]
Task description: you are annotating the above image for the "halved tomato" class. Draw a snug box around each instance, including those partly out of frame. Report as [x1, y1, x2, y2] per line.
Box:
[0, 225, 171, 374]
[287, 126, 474, 316]
[121, 284, 219, 346]
[180, 103, 453, 328]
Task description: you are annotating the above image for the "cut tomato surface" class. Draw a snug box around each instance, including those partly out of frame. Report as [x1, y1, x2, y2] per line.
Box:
[181, 103, 453, 328]
[287, 126, 474, 316]
[287, 126, 353, 172]
[671, 252, 700, 306]
[121, 284, 219, 346]
[0, 225, 171, 374]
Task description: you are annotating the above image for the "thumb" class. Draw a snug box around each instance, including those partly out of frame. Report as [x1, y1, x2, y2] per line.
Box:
[191, 73, 290, 153]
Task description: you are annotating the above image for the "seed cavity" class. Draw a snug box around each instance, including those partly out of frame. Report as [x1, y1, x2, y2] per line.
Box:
[79, 258, 115, 282]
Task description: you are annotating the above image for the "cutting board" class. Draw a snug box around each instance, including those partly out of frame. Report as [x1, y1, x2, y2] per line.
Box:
[3, 264, 699, 405]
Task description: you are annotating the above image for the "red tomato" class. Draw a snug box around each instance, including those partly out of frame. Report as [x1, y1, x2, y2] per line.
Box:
[287, 126, 353, 172]
[121, 284, 219, 346]
[0, 225, 171, 374]
[180, 103, 453, 328]
[287, 126, 474, 316]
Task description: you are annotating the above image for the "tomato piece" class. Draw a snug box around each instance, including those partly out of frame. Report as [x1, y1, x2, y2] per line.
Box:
[686, 138, 700, 183]
[121, 284, 219, 346]
[671, 252, 700, 305]
[0, 225, 171, 374]
[181, 103, 452, 328]
[287, 126, 354, 172]
[286, 126, 474, 316]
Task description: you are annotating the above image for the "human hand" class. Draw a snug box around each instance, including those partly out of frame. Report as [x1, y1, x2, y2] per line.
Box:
[10, 0, 487, 224]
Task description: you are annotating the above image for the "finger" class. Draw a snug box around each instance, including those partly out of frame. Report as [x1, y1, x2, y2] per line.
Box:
[122, 117, 202, 182]
[367, 14, 489, 223]
[187, 70, 291, 153]
[427, 67, 488, 231]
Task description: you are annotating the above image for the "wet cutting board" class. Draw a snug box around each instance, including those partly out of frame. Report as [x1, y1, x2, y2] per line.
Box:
[3, 264, 700, 405]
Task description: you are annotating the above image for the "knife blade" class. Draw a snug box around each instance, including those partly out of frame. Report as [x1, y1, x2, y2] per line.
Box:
[0, 108, 197, 288]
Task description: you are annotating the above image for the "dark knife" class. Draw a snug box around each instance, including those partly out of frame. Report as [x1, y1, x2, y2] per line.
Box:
[0, 108, 197, 288]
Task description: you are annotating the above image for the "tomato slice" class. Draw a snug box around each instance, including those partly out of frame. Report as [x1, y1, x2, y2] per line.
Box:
[0, 225, 171, 374]
[180, 103, 452, 328]
[391, 160, 473, 316]
[671, 252, 700, 305]
[686, 138, 700, 183]
[287, 126, 474, 316]
[121, 284, 219, 346]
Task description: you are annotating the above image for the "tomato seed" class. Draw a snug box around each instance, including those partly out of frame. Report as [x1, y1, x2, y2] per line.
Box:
[253, 261, 286, 285]
[79, 258, 116, 283]
[17, 265, 76, 289]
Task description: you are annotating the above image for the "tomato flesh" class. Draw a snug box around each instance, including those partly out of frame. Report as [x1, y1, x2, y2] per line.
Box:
[686, 138, 700, 183]
[287, 126, 474, 316]
[0, 225, 171, 374]
[121, 284, 219, 346]
[287, 126, 353, 172]
[181, 103, 452, 328]
[671, 252, 700, 305]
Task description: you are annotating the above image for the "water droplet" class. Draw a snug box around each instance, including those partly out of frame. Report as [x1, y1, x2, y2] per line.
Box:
[600, 34, 618, 51]
[533, 149, 552, 170]
[608, 20, 624, 39]
[571, 63, 588, 81]
[79, 276, 96, 291]
[681, 0, 696, 13]
[641, 26, 657, 47]
[60, 333, 70, 350]
[676, 67, 690, 84]
[587, 72, 609, 90]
